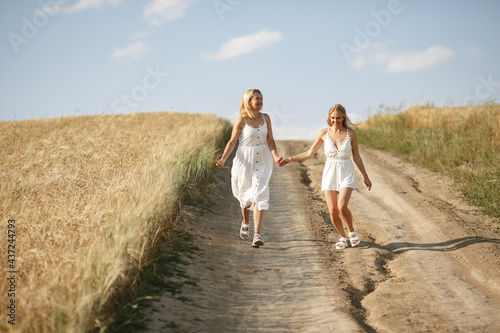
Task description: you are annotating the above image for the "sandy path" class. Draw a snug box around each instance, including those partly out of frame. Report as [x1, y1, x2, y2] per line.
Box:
[146, 142, 363, 332]
[145, 141, 500, 332]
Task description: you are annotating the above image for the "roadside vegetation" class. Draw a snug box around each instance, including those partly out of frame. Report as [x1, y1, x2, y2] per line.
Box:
[357, 104, 500, 220]
[0, 112, 231, 332]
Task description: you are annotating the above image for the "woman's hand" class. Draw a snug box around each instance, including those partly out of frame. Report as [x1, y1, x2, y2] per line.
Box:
[274, 155, 285, 167]
[364, 178, 372, 191]
[212, 159, 226, 168]
[279, 157, 292, 167]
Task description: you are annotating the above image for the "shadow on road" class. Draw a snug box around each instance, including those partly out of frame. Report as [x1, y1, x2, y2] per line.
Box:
[361, 236, 500, 254]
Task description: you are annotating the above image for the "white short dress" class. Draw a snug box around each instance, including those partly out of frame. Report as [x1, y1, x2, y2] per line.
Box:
[231, 115, 274, 210]
[321, 128, 356, 192]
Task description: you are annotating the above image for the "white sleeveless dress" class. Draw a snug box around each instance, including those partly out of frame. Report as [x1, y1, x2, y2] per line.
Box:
[231, 114, 274, 210]
[321, 128, 356, 192]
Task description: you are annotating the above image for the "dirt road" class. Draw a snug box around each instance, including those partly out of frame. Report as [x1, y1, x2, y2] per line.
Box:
[146, 141, 500, 332]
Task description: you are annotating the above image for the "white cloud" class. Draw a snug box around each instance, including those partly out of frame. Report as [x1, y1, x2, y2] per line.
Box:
[201, 29, 284, 61]
[110, 41, 149, 61]
[386, 46, 455, 73]
[63, 0, 123, 13]
[351, 43, 455, 73]
[143, 0, 198, 27]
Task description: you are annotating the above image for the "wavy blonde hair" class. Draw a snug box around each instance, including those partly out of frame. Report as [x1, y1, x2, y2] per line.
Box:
[239, 89, 262, 119]
[327, 104, 355, 129]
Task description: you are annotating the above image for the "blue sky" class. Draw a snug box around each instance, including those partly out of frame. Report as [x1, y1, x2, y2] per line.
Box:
[1, 0, 500, 139]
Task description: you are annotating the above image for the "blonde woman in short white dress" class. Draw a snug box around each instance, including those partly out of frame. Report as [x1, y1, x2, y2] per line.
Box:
[216, 89, 284, 247]
[281, 104, 372, 250]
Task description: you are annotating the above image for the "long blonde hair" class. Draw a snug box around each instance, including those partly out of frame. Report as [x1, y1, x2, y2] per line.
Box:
[327, 104, 355, 129]
[239, 89, 262, 119]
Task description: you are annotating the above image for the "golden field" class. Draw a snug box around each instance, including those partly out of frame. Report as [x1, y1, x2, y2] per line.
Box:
[0, 112, 229, 332]
[358, 104, 500, 219]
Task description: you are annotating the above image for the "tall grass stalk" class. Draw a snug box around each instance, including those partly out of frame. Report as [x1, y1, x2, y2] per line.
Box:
[358, 104, 500, 219]
[0, 112, 230, 332]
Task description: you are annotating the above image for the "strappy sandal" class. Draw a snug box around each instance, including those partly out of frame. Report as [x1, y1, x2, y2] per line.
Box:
[335, 237, 348, 250]
[252, 234, 264, 247]
[239, 220, 250, 239]
[349, 231, 360, 247]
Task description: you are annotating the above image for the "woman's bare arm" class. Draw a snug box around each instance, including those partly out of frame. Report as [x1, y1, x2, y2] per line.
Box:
[284, 128, 327, 164]
[216, 117, 245, 167]
[350, 130, 372, 189]
[264, 113, 283, 166]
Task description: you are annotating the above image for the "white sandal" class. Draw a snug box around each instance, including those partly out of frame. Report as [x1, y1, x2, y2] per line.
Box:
[335, 237, 348, 250]
[239, 220, 250, 239]
[349, 231, 360, 247]
[252, 234, 264, 247]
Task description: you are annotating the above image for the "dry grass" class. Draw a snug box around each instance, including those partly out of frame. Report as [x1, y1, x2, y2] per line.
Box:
[358, 104, 500, 219]
[0, 112, 228, 332]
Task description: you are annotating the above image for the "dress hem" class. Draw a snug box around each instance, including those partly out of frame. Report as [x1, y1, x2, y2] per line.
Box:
[239, 200, 269, 211]
[321, 185, 356, 192]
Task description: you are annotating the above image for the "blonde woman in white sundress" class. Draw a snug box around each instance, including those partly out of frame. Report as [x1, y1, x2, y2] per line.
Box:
[281, 104, 372, 250]
[216, 89, 284, 248]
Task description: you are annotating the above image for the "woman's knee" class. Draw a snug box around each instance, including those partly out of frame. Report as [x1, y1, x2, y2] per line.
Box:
[339, 202, 350, 216]
[328, 206, 340, 217]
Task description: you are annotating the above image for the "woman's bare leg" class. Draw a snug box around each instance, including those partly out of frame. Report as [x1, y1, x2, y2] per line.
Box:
[241, 206, 250, 233]
[324, 190, 347, 238]
[338, 187, 354, 232]
[253, 205, 264, 235]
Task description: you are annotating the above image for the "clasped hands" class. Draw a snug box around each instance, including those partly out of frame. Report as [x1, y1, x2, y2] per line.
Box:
[277, 156, 291, 167]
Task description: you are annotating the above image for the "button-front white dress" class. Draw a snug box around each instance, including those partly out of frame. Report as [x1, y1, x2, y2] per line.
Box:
[321, 128, 356, 191]
[231, 115, 273, 211]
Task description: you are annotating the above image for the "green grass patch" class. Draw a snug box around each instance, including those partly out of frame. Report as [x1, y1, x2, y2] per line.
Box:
[357, 104, 500, 220]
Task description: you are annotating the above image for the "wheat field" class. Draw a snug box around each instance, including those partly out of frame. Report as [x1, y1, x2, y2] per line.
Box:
[358, 104, 500, 219]
[0, 112, 228, 332]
